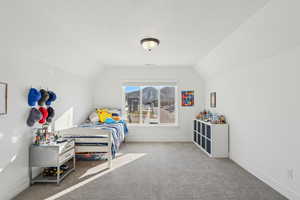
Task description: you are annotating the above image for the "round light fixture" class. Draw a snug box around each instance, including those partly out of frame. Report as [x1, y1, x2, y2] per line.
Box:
[140, 37, 160, 51]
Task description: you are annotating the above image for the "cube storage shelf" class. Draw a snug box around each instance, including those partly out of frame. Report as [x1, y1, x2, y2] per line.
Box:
[193, 119, 229, 158]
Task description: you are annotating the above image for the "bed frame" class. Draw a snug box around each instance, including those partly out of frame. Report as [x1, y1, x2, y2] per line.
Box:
[60, 127, 112, 169]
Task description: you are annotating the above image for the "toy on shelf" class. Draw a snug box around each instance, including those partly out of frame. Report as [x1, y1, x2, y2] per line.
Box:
[195, 109, 226, 124]
[219, 115, 226, 124]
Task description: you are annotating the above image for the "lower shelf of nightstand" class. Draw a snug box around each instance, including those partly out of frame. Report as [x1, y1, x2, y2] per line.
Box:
[31, 166, 75, 184]
[30, 156, 76, 185]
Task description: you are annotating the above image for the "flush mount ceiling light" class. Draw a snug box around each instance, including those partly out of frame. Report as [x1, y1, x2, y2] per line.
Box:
[140, 37, 160, 51]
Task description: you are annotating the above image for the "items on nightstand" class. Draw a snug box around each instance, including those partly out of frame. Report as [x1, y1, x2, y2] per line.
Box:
[33, 125, 59, 145]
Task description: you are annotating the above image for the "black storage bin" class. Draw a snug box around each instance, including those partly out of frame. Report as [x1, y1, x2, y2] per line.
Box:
[202, 124, 206, 136]
[193, 131, 197, 142]
[201, 136, 205, 149]
[206, 125, 211, 139]
[206, 139, 211, 154]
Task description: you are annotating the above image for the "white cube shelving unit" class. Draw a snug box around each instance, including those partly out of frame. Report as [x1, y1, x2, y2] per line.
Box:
[193, 119, 229, 158]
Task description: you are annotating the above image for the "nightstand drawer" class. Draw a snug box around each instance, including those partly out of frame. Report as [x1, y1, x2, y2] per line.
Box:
[59, 148, 74, 163]
[59, 140, 75, 154]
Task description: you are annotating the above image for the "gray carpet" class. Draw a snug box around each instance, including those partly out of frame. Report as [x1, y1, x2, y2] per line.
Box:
[15, 142, 287, 200]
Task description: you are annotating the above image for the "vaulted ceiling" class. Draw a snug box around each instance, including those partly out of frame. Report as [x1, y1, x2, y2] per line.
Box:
[1, 0, 269, 77]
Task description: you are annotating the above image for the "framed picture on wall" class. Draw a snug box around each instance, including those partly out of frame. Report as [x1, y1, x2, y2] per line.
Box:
[181, 91, 194, 106]
[210, 92, 216, 108]
[0, 82, 8, 115]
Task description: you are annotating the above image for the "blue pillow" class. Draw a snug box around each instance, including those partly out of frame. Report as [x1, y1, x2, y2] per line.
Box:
[105, 118, 116, 124]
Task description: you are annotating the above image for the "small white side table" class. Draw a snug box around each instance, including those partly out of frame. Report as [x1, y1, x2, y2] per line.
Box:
[29, 139, 75, 184]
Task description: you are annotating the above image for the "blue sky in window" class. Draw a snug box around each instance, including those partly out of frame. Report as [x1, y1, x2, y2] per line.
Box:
[125, 86, 140, 93]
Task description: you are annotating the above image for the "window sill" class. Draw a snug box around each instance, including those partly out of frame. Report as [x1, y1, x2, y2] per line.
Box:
[127, 124, 179, 128]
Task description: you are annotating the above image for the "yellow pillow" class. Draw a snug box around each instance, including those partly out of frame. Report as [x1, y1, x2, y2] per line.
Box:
[96, 109, 112, 122]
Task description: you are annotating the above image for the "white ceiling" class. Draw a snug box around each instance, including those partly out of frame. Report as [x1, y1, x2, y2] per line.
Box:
[1, 0, 269, 77]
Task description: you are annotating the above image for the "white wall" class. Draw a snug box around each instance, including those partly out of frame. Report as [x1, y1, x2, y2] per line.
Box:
[196, 0, 300, 199]
[0, 55, 93, 200]
[93, 66, 205, 142]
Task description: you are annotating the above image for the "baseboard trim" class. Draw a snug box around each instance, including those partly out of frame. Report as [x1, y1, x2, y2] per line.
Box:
[6, 167, 42, 200]
[6, 175, 29, 200]
[231, 158, 300, 200]
[126, 137, 191, 142]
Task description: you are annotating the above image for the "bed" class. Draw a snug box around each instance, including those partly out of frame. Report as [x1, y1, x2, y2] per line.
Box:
[60, 121, 128, 169]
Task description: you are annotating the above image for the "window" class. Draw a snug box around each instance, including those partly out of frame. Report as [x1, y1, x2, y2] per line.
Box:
[123, 83, 177, 125]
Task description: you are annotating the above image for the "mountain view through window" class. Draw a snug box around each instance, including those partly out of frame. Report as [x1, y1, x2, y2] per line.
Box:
[124, 85, 177, 125]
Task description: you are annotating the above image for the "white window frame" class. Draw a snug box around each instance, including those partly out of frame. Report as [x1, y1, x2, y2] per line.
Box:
[122, 83, 178, 127]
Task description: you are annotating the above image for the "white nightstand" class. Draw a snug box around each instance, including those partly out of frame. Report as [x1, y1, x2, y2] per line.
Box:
[29, 139, 75, 184]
